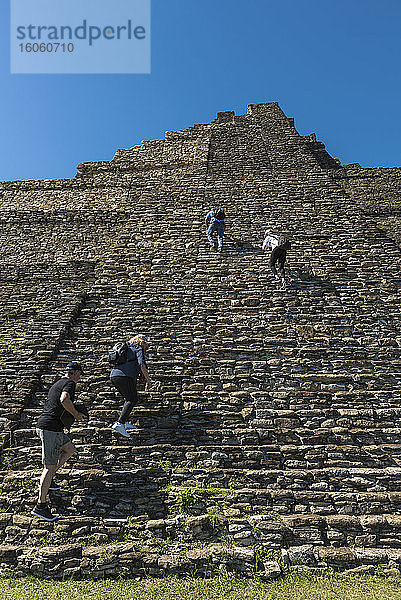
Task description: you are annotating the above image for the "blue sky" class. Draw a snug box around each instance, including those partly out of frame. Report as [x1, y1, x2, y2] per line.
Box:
[1, 0, 401, 181]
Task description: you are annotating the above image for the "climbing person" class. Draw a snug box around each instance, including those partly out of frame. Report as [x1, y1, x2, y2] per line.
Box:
[32, 362, 86, 522]
[269, 235, 292, 289]
[205, 207, 225, 252]
[109, 334, 152, 438]
[262, 230, 279, 252]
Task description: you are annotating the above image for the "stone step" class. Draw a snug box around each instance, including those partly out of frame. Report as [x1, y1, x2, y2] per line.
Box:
[11, 401, 401, 436]
[3, 508, 401, 552]
[164, 486, 401, 519]
[14, 412, 401, 434]
[18, 406, 401, 429]
[2, 536, 401, 579]
[4, 439, 401, 471]
[9, 422, 401, 455]
[4, 465, 401, 501]
[167, 466, 401, 492]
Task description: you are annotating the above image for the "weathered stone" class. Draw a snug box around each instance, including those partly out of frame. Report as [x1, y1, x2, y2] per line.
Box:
[261, 560, 281, 580]
[326, 515, 361, 530]
[231, 547, 255, 562]
[317, 547, 358, 567]
[145, 520, 166, 530]
[287, 545, 316, 566]
[0, 546, 19, 563]
[360, 516, 387, 531]
[343, 565, 376, 575]
[12, 515, 31, 529]
[354, 548, 388, 564]
[1, 101, 401, 580]
[186, 515, 210, 529]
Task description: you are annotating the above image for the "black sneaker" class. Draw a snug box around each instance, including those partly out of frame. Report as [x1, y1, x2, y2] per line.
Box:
[49, 477, 61, 491]
[31, 503, 58, 522]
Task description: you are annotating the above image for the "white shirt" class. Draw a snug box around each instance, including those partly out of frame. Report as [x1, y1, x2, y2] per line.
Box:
[262, 234, 279, 251]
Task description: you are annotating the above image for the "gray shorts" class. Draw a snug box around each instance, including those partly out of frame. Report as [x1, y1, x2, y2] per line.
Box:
[36, 428, 71, 466]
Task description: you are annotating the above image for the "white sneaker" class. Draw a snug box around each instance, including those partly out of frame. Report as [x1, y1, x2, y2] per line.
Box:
[125, 422, 137, 431]
[112, 422, 130, 438]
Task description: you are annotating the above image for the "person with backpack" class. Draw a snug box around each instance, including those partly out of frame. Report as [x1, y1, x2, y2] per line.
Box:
[32, 362, 86, 522]
[205, 207, 225, 252]
[268, 235, 292, 289]
[109, 334, 151, 438]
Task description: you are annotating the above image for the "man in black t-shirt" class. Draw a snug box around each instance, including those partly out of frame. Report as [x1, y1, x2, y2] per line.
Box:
[32, 362, 86, 522]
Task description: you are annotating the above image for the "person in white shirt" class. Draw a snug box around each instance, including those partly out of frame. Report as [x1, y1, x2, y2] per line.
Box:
[263, 232, 292, 289]
[262, 230, 279, 252]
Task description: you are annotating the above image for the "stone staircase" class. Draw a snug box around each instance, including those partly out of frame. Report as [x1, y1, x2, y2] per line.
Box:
[0, 102, 401, 579]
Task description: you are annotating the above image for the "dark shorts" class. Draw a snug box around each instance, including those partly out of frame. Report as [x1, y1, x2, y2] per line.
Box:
[36, 428, 71, 466]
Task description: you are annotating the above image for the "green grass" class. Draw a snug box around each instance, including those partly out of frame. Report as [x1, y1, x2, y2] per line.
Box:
[1, 573, 401, 600]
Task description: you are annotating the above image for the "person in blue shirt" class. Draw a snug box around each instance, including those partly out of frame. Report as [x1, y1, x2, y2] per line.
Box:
[205, 207, 225, 252]
[110, 334, 152, 438]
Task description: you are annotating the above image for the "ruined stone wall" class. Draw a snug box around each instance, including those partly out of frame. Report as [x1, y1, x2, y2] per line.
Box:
[329, 163, 401, 247]
[1, 103, 401, 579]
[330, 164, 401, 214]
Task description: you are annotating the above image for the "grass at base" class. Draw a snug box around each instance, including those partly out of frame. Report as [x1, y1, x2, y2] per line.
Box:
[1, 573, 401, 600]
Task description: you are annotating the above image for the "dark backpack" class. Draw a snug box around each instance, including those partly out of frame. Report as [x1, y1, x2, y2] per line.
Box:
[214, 207, 225, 221]
[108, 341, 129, 366]
[278, 235, 291, 250]
[60, 402, 89, 430]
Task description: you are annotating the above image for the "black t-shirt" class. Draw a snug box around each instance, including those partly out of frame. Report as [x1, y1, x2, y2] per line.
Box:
[37, 377, 76, 432]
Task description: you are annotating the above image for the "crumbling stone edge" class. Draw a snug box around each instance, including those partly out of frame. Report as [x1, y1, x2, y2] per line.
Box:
[0, 543, 400, 580]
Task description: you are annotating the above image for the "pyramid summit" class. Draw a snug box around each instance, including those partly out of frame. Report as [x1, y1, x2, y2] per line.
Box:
[1, 102, 401, 578]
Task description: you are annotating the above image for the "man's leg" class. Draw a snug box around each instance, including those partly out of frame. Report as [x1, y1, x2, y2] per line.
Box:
[32, 462, 59, 520]
[270, 257, 278, 277]
[216, 224, 224, 251]
[278, 255, 286, 287]
[37, 464, 57, 504]
[207, 223, 216, 247]
[38, 441, 76, 503]
[56, 441, 76, 470]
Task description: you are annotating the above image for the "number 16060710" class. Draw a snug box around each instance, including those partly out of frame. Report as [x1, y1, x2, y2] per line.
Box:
[19, 43, 74, 53]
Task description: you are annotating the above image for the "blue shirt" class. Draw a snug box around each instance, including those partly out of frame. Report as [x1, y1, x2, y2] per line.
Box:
[110, 344, 145, 379]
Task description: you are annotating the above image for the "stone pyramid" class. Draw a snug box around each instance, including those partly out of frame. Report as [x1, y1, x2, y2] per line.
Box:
[1, 102, 401, 579]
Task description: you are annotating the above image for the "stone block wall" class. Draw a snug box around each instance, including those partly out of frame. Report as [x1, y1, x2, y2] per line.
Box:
[1, 102, 401, 578]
